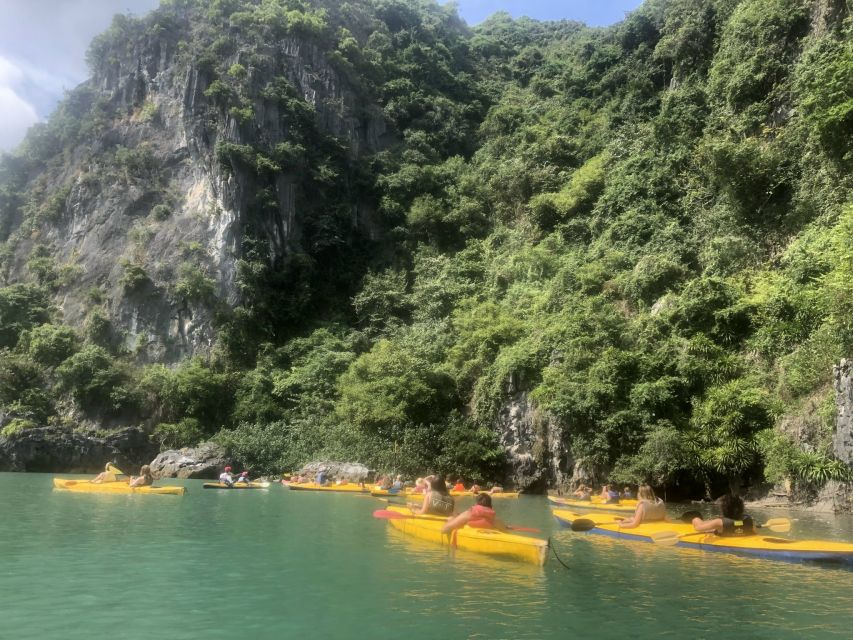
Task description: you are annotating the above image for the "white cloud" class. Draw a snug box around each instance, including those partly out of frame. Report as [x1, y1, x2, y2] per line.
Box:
[0, 56, 40, 151]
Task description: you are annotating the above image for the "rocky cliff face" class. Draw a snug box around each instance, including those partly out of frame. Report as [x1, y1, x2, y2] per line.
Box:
[4, 6, 390, 363]
[0, 426, 157, 473]
[494, 384, 569, 492]
[833, 358, 853, 464]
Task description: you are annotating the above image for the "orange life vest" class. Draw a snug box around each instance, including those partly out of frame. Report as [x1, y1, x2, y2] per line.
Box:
[468, 505, 496, 529]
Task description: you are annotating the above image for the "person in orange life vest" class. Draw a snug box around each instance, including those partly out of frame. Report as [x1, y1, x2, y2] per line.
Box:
[441, 494, 508, 533]
[452, 479, 466, 492]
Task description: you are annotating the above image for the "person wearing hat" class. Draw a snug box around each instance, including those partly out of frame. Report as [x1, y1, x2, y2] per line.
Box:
[219, 466, 235, 487]
[236, 471, 251, 484]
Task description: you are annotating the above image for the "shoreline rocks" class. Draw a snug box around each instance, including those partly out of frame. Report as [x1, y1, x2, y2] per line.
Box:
[149, 442, 230, 479]
[298, 461, 370, 482]
[0, 426, 157, 473]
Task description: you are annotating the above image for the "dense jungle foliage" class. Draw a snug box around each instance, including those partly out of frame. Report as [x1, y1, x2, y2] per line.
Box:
[0, 0, 851, 493]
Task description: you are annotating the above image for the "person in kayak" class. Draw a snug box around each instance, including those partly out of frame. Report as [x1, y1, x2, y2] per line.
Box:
[622, 486, 634, 499]
[410, 475, 455, 516]
[600, 484, 620, 504]
[441, 493, 508, 533]
[691, 494, 756, 537]
[236, 471, 251, 484]
[452, 479, 466, 492]
[617, 485, 666, 529]
[390, 475, 404, 492]
[128, 465, 154, 488]
[220, 466, 235, 487]
[572, 484, 592, 500]
[92, 462, 121, 484]
[411, 477, 427, 494]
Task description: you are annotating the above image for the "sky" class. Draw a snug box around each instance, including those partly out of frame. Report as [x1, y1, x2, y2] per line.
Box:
[0, 0, 643, 151]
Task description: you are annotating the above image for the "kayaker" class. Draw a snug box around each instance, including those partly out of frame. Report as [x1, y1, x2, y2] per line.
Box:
[410, 475, 455, 516]
[572, 484, 592, 500]
[128, 465, 154, 488]
[600, 484, 620, 504]
[441, 493, 508, 533]
[470, 483, 482, 494]
[489, 484, 504, 494]
[411, 477, 426, 494]
[617, 485, 666, 529]
[92, 462, 120, 484]
[236, 471, 251, 484]
[220, 466, 235, 487]
[691, 494, 756, 537]
[622, 486, 634, 499]
[452, 478, 466, 492]
[391, 475, 404, 492]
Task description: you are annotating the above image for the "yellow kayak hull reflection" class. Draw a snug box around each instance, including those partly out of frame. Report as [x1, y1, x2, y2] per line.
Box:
[53, 478, 185, 495]
[384, 505, 548, 566]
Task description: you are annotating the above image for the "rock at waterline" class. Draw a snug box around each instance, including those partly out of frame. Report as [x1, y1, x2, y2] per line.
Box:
[0, 426, 157, 473]
[149, 442, 231, 479]
[298, 461, 370, 482]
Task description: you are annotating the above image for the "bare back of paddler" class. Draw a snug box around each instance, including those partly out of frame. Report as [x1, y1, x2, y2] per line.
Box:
[92, 462, 120, 484]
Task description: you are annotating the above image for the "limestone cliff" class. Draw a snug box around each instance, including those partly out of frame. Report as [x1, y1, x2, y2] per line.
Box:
[2, 3, 390, 363]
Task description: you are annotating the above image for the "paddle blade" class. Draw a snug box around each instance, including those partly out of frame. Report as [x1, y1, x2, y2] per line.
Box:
[373, 509, 408, 520]
[679, 511, 702, 523]
[570, 519, 597, 532]
[107, 463, 127, 476]
[762, 518, 791, 533]
[649, 530, 681, 546]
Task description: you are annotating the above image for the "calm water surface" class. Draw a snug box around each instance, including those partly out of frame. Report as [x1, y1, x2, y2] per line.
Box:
[3, 473, 853, 639]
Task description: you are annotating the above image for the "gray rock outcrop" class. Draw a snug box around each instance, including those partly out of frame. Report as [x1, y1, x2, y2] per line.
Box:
[0, 426, 157, 473]
[495, 387, 569, 492]
[298, 460, 370, 481]
[148, 441, 229, 479]
[833, 358, 853, 465]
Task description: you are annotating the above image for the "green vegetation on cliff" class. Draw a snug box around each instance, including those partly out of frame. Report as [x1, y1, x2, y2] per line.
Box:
[0, 0, 851, 493]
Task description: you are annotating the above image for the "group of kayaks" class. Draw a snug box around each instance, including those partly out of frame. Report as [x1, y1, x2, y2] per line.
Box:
[52, 473, 853, 567]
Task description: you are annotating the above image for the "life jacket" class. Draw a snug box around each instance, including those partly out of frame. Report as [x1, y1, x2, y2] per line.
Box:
[720, 516, 755, 537]
[639, 498, 666, 522]
[427, 491, 455, 516]
[467, 505, 496, 529]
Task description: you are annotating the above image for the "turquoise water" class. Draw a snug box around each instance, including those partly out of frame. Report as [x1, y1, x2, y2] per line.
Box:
[4, 473, 853, 639]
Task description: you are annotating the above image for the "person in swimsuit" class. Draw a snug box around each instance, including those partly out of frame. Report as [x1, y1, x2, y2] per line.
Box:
[691, 494, 756, 536]
[617, 485, 666, 529]
[128, 465, 154, 488]
[410, 475, 455, 516]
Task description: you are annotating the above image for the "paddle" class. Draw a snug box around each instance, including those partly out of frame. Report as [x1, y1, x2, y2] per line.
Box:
[649, 518, 792, 546]
[107, 463, 127, 477]
[568, 517, 624, 532]
[372, 509, 542, 533]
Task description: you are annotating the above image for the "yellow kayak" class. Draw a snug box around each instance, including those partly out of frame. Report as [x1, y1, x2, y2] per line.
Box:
[202, 481, 270, 489]
[450, 490, 520, 498]
[548, 496, 637, 513]
[53, 478, 185, 496]
[552, 509, 853, 565]
[285, 482, 368, 493]
[382, 505, 548, 565]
